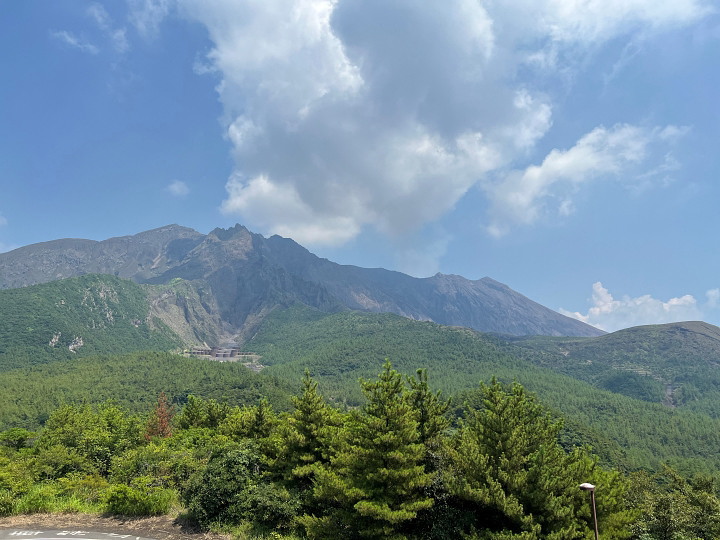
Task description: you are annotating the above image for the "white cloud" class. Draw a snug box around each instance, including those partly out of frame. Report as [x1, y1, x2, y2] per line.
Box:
[178, 0, 710, 245]
[484, 124, 685, 235]
[88, 3, 129, 53]
[128, 0, 172, 38]
[560, 282, 707, 332]
[51, 30, 99, 55]
[87, 3, 111, 29]
[540, 0, 711, 44]
[707, 288, 720, 308]
[166, 180, 190, 197]
[0, 213, 7, 227]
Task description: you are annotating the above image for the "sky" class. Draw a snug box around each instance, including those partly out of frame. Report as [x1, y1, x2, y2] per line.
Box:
[1, 0, 719, 332]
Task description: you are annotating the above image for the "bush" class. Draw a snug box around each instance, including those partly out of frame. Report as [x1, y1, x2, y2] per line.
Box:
[14, 484, 58, 514]
[110, 441, 201, 490]
[0, 490, 14, 516]
[237, 483, 300, 530]
[57, 473, 110, 503]
[104, 483, 173, 516]
[182, 441, 300, 529]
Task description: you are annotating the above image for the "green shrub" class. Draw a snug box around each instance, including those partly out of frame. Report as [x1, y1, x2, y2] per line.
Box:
[104, 483, 173, 516]
[0, 455, 38, 495]
[57, 473, 110, 503]
[182, 441, 299, 529]
[0, 490, 14, 516]
[14, 484, 58, 514]
[110, 441, 200, 490]
[237, 483, 300, 530]
[182, 442, 261, 526]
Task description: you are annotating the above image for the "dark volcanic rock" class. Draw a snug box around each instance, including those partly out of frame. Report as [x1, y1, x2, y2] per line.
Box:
[0, 224, 604, 337]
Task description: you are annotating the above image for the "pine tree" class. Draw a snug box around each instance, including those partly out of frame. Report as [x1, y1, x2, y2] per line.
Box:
[406, 369, 453, 539]
[448, 379, 592, 539]
[272, 370, 342, 487]
[408, 368, 451, 450]
[301, 361, 433, 539]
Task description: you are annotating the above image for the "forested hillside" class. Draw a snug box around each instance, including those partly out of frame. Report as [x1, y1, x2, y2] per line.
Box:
[3, 299, 720, 474]
[0, 352, 295, 429]
[245, 306, 720, 474]
[502, 321, 720, 415]
[0, 274, 182, 370]
[2, 277, 720, 536]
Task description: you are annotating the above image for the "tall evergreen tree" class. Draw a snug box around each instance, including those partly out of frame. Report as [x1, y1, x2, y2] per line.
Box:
[301, 361, 433, 539]
[271, 370, 341, 488]
[448, 379, 594, 539]
[408, 369, 451, 451]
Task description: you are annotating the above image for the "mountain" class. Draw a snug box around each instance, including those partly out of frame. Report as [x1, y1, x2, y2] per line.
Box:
[0, 224, 603, 340]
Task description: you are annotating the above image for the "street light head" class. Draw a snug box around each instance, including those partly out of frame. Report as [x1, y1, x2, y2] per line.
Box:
[579, 482, 596, 491]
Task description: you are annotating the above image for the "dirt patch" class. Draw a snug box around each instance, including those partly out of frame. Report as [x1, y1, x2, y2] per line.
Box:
[0, 514, 230, 540]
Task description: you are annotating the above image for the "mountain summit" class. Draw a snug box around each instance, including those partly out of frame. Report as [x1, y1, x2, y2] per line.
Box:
[0, 224, 603, 340]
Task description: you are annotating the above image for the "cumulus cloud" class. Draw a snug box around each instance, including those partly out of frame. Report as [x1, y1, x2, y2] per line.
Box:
[166, 180, 190, 197]
[484, 124, 685, 236]
[178, 0, 710, 245]
[51, 30, 99, 55]
[560, 282, 712, 332]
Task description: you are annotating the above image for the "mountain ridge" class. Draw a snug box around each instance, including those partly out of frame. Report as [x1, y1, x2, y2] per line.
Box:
[0, 224, 604, 339]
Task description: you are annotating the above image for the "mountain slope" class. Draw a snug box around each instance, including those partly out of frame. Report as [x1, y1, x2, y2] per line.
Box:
[502, 321, 720, 414]
[0, 274, 182, 369]
[0, 224, 602, 338]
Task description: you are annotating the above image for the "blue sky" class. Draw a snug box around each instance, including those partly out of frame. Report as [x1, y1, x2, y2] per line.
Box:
[1, 0, 719, 332]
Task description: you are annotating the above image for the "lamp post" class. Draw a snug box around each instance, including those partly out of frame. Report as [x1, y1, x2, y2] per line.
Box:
[579, 482, 599, 540]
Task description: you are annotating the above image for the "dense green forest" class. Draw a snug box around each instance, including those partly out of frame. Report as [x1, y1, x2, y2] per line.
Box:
[3, 300, 720, 473]
[247, 306, 720, 474]
[0, 351, 295, 429]
[499, 322, 720, 417]
[0, 274, 182, 370]
[1, 366, 718, 539]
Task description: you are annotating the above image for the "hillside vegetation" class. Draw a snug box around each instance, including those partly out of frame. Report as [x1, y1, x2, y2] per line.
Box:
[244, 306, 720, 474]
[0, 274, 182, 370]
[0, 351, 295, 429]
[0, 366, 716, 539]
[2, 279, 720, 536]
[3, 295, 720, 474]
[502, 321, 720, 415]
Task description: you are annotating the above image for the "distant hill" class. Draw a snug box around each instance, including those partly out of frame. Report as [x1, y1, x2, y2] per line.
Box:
[0, 224, 603, 339]
[501, 321, 720, 414]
